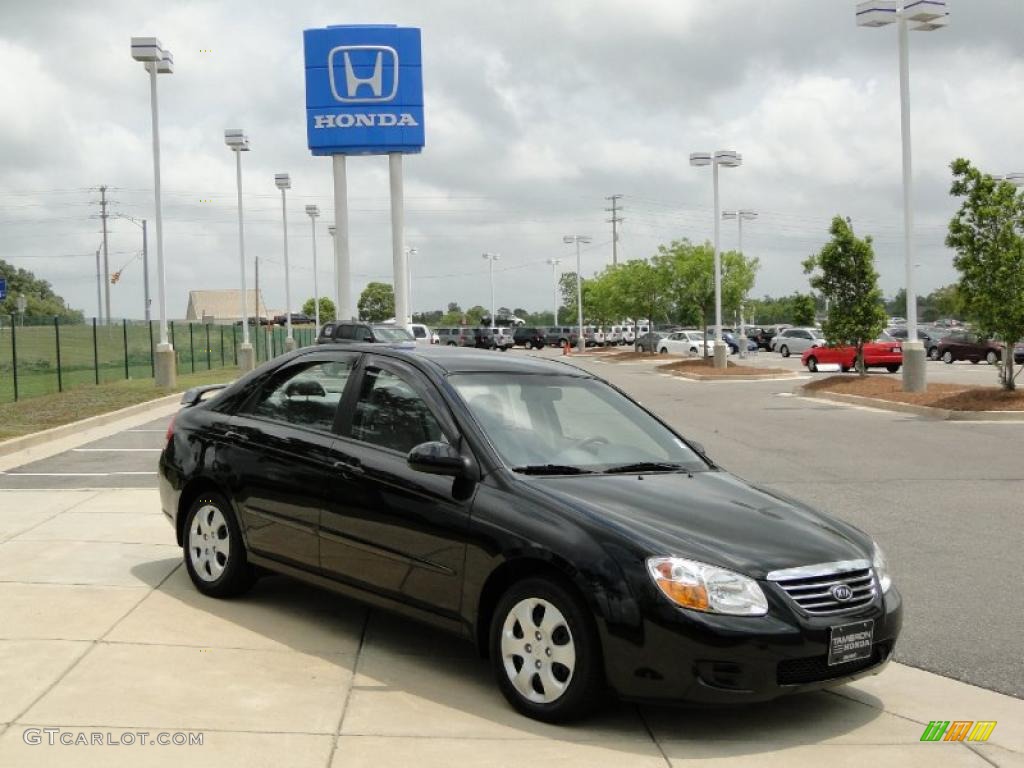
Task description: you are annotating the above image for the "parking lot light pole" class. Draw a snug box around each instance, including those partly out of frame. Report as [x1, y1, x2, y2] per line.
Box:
[305, 205, 321, 331]
[691, 150, 742, 368]
[275, 173, 295, 351]
[857, 0, 949, 392]
[563, 235, 592, 353]
[225, 129, 254, 371]
[482, 253, 500, 328]
[723, 209, 757, 358]
[546, 258, 561, 324]
[131, 37, 175, 387]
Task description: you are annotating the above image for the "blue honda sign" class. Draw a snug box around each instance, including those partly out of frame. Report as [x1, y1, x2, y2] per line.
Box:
[303, 25, 424, 156]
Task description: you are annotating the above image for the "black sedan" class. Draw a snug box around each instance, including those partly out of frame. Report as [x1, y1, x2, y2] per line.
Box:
[159, 345, 901, 722]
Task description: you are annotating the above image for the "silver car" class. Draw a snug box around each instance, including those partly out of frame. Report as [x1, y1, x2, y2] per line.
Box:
[773, 327, 825, 357]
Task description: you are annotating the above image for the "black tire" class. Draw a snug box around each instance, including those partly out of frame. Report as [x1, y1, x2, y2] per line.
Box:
[970, 358, 979, 365]
[942, 351, 954, 364]
[780, 345, 790, 358]
[182, 492, 255, 598]
[447, 341, 457, 347]
[807, 356, 818, 372]
[841, 364, 852, 373]
[659, 348, 668, 354]
[886, 364, 901, 373]
[489, 577, 603, 723]
[986, 350, 999, 365]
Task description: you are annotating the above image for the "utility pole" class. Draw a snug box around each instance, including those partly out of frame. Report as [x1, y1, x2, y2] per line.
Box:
[254, 256, 260, 358]
[95, 247, 102, 321]
[99, 185, 111, 324]
[605, 194, 624, 266]
[141, 219, 150, 321]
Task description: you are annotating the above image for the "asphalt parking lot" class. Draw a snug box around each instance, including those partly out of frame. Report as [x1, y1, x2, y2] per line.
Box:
[0, 348, 1021, 766]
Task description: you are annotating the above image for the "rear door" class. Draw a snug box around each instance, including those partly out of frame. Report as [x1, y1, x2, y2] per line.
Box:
[223, 354, 358, 569]
[319, 356, 472, 615]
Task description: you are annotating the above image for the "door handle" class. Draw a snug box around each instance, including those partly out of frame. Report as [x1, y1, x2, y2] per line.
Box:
[225, 430, 248, 441]
[333, 459, 364, 476]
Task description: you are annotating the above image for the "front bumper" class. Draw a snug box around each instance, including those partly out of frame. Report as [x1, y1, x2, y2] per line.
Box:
[600, 586, 902, 704]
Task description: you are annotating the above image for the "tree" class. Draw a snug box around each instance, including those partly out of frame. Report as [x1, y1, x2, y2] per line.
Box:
[357, 282, 395, 322]
[946, 158, 1024, 390]
[792, 294, 817, 327]
[608, 259, 669, 354]
[0, 258, 84, 322]
[803, 217, 887, 375]
[302, 296, 335, 323]
[464, 305, 488, 324]
[446, 302, 462, 315]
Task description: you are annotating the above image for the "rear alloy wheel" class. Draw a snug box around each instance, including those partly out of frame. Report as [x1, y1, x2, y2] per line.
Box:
[928, 346, 939, 361]
[942, 351, 954, 364]
[490, 578, 602, 722]
[886, 364, 901, 373]
[780, 345, 790, 358]
[183, 493, 254, 598]
[807, 356, 818, 372]
[986, 350, 999, 365]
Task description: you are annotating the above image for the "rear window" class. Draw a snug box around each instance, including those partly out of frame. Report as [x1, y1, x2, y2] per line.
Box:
[411, 326, 427, 338]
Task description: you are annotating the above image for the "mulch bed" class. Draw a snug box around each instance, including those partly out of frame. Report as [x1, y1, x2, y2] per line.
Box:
[601, 351, 684, 362]
[658, 358, 793, 378]
[804, 375, 1024, 411]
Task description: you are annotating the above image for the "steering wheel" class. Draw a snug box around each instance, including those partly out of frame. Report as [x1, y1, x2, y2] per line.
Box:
[571, 436, 610, 454]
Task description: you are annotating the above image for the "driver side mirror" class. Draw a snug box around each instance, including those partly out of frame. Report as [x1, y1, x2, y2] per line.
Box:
[407, 441, 470, 477]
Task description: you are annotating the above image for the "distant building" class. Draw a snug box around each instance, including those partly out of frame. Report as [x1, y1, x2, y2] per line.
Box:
[185, 289, 268, 323]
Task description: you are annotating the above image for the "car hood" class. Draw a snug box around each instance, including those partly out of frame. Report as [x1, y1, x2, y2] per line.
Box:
[525, 470, 869, 579]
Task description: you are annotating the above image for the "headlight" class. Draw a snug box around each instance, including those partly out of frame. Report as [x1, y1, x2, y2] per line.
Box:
[646, 556, 768, 616]
[872, 543, 892, 593]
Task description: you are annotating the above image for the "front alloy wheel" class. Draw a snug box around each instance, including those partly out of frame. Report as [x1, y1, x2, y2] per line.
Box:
[490, 578, 601, 722]
[942, 350, 954, 364]
[807, 356, 818, 372]
[780, 345, 790, 358]
[986, 350, 999, 365]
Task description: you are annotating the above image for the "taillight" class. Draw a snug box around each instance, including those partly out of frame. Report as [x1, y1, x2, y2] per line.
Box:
[165, 414, 176, 444]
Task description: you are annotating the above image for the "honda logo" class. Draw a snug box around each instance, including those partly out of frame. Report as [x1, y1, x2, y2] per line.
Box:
[328, 45, 399, 103]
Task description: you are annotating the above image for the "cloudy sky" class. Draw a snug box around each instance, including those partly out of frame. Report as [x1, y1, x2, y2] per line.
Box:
[1, 0, 1022, 320]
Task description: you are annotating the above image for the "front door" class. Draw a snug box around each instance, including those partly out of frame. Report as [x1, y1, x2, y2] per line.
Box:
[226, 355, 358, 569]
[319, 357, 472, 615]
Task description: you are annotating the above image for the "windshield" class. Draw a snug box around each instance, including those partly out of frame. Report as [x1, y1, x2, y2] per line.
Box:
[449, 373, 707, 473]
[374, 327, 414, 341]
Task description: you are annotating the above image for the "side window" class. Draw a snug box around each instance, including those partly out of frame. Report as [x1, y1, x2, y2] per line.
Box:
[337, 324, 354, 340]
[249, 359, 355, 431]
[354, 326, 373, 342]
[350, 367, 446, 453]
[321, 323, 335, 337]
[412, 326, 427, 339]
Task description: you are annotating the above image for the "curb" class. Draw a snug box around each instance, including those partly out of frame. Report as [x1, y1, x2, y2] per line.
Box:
[0, 393, 182, 459]
[800, 388, 1024, 421]
[669, 372, 800, 381]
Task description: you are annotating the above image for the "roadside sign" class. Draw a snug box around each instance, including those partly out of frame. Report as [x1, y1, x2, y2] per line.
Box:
[0, 277, 6, 300]
[303, 24, 424, 156]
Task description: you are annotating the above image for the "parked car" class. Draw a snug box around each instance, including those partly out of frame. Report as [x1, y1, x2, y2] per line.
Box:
[513, 326, 547, 349]
[935, 331, 1024, 365]
[581, 326, 605, 347]
[602, 326, 623, 346]
[657, 330, 712, 356]
[633, 331, 666, 353]
[802, 336, 904, 373]
[886, 326, 948, 360]
[723, 332, 759, 354]
[162, 344, 900, 722]
[407, 323, 436, 345]
[758, 324, 791, 350]
[493, 327, 514, 351]
[619, 325, 636, 345]
[743, 327, 769, 349]
[772, 327, 825, 357]
[273, 312, 312, 326]
[435, 327, 476, 347]
[545, 326, 580, 348]
[316, 322, 415, 346]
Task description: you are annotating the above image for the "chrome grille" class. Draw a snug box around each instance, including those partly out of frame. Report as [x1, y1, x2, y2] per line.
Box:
[767, 559, 877, 615]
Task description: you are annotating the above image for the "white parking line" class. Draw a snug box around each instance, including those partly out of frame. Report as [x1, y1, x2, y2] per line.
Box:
[71, 448, 162, 452]
[0, 471, 158, 477]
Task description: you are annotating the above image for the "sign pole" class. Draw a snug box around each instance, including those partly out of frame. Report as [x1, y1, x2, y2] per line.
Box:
[332, 155, 351, 322]
[390, 153, 408, 326]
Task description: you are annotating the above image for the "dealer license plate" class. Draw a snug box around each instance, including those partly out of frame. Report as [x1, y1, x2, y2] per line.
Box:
[828, 619, 874, 666]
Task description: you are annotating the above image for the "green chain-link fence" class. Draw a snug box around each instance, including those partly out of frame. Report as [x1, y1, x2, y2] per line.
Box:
[0, 317, 318, 404]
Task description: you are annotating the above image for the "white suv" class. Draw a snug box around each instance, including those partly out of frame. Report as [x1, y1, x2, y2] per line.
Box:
[773, 327, 824, 357]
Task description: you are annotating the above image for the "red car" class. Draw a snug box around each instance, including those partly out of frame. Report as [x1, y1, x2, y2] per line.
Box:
[802, 335, 903, 373]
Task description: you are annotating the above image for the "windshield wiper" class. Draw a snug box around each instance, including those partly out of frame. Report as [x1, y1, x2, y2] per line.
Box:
[602, 461, 689, 474]
[512, 464, 595, 475]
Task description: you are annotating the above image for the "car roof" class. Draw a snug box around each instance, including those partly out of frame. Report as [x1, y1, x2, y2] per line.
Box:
[297, 344, 587, 376]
